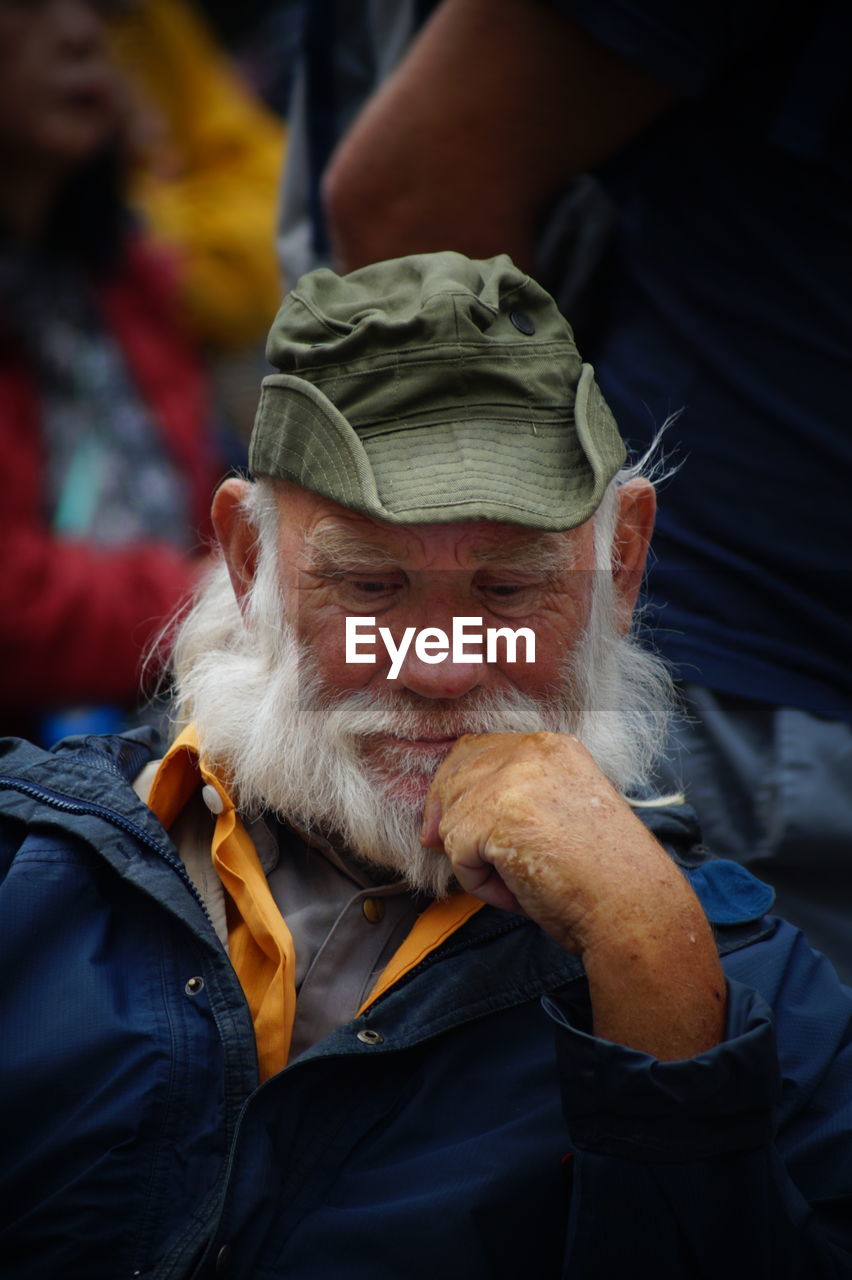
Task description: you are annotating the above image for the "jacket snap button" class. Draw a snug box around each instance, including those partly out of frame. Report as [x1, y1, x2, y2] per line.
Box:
[362, 896, 385, 923]
[357, 1028, 384, 1045]
[185, 976, 204, 995]
[215, 1244, 232, 1277]
[202, 784, 224, 815]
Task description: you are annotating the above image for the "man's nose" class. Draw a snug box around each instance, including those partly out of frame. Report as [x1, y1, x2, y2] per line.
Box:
[389, 616, 488, 700]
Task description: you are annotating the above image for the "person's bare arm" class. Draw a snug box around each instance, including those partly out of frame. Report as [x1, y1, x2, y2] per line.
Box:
[421, 732, 725, 1061]
[322, 0, 676, 274]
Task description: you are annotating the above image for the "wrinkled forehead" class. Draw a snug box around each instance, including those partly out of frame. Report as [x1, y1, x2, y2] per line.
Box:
[274, 481, 589, 571]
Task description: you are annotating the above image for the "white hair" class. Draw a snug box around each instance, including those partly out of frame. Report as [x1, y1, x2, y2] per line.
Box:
[568, 458, 675, 797]
[167, 467, 675, 896]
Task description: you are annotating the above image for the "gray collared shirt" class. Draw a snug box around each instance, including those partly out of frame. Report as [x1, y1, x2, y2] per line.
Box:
[247, 816, 426, 1060]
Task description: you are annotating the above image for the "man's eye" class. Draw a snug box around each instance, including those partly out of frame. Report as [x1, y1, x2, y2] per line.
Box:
[352, 579, 400, 594]
[477, 581, 539, 614]
[338, 574, 406, 599]
[480, 582, 535, 601]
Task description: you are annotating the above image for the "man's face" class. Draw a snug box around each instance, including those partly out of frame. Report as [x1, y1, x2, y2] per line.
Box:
[204, 474, 657, 894]
[273, 485, 597, 795]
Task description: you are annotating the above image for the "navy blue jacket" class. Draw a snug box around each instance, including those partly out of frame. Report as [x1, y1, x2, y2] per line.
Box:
[1, 731, 851, 1279]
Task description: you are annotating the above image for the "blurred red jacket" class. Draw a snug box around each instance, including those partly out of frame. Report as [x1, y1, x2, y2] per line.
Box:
[0, 237, 220, 734]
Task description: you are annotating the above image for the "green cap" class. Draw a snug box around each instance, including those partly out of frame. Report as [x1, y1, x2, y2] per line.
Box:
[249, 251, 625, 530]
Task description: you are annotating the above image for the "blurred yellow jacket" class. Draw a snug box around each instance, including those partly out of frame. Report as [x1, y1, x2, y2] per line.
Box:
[112, 0, 286, 352]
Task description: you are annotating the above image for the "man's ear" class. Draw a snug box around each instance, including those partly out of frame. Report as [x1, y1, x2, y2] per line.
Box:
[211, 478, 259, 610]
[610, 477, 656, 633]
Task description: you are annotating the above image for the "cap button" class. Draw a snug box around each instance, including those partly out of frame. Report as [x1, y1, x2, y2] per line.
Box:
[202, 784, 224, 816]
[509, 310, 535, 335]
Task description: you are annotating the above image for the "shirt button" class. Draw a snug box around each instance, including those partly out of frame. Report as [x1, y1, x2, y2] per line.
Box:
[202, 784, 224, 815]
[362, 897, 385, 923]
[215, 1244, 232, 1277]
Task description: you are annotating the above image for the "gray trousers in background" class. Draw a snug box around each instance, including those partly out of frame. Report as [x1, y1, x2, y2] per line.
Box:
[655, 684, 852, 986]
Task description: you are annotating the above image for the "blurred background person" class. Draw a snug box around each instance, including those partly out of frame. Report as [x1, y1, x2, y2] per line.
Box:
[279, 0, 852, 982]
[0, 0, 223, 744]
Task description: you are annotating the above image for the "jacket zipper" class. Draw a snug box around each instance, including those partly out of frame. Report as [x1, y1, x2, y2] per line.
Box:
[0, 774, 211, 921]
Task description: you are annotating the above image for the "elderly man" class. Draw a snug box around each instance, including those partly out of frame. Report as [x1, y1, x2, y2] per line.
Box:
[1, 253, 850, 1279]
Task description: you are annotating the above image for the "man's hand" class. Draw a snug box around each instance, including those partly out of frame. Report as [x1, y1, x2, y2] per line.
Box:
[421, 732, 726, 1060]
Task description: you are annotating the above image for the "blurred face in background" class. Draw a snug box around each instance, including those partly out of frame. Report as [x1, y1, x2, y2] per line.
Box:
[0, 0, 122, 172]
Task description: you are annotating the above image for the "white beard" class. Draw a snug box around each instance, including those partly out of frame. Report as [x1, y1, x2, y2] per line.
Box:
[169, 502, 673, 899]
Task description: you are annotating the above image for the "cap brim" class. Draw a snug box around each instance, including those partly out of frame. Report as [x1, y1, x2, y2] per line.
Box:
[249, 367, 625, 530]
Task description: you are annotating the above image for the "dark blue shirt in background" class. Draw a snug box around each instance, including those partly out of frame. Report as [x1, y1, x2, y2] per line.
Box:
[554, 0, 852, 720]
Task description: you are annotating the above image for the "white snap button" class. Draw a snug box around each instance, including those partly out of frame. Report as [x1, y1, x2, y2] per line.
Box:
[202, 784, 224, 815]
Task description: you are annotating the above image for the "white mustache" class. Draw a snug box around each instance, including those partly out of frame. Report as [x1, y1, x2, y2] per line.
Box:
[316, 685, 562, 753]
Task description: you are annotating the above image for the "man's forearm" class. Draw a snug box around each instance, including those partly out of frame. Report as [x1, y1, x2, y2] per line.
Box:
[322, 0, 675, 273]
[581, 892, 726, 1060]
